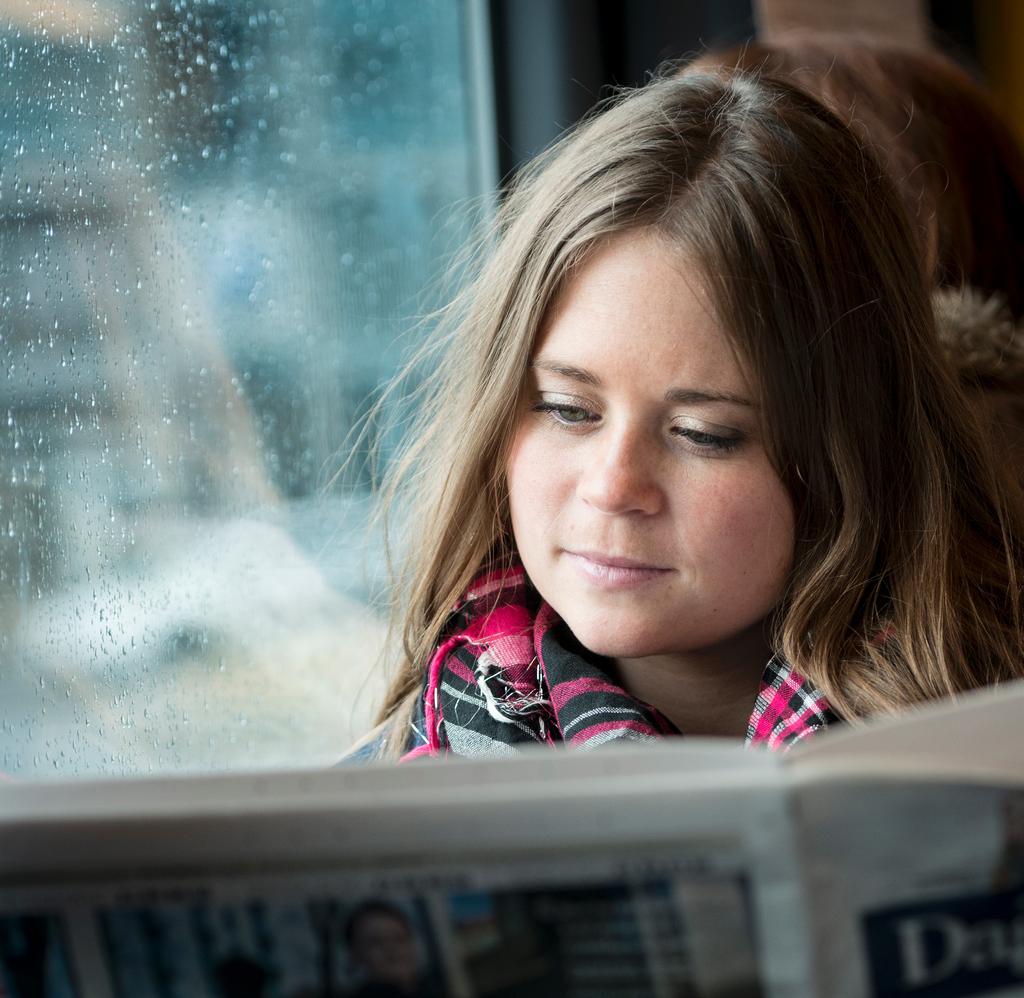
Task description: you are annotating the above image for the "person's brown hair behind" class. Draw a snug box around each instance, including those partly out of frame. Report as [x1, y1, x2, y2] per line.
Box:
[693, 36, 1024, 319]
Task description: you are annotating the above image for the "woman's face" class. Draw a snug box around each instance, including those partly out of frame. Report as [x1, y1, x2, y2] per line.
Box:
[506, 230, 795, 661]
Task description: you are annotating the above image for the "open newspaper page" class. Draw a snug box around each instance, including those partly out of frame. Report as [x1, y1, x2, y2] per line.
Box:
[0, 743, 813, 998]
[784, 679, 1024, 998]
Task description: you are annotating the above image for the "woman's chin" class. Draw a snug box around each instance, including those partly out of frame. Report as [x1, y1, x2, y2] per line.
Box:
[564, 618, 673, 661]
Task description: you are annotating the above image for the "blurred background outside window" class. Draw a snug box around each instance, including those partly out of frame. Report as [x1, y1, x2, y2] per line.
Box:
[0, 0, 492, 776]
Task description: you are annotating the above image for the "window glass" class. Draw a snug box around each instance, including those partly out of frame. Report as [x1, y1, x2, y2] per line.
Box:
[0, 0, 488, 776]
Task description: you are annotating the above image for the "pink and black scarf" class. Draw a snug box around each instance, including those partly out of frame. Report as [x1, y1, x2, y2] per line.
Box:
[401, 564, 837, 761]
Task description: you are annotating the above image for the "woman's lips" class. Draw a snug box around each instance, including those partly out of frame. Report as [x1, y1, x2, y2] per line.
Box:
[564, 550, 674, 589]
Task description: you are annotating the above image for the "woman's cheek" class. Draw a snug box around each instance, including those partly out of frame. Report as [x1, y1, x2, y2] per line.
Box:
[506, 426, 576, 551]
[712, 472, 795, 594]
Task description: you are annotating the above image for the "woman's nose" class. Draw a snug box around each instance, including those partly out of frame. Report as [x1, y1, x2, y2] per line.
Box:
[577, 427, 664, 515]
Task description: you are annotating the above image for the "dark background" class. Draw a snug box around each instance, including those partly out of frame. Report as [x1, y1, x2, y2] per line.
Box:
[487, 0, 993, 180]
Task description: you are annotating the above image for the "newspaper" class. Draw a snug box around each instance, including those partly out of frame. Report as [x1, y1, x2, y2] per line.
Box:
[1, 681, 1023, 998]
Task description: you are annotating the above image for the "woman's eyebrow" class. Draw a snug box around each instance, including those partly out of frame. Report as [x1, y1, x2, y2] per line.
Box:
[531, 360, 753, 407]
[530, 359, 602, 387]
[664, 388, 754, 407]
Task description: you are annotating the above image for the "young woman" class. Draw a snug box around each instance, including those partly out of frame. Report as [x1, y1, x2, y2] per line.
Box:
[360, 69, 1024, 762]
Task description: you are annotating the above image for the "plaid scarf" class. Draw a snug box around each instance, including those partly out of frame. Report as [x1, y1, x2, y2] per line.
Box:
[401, 563, 838, 761]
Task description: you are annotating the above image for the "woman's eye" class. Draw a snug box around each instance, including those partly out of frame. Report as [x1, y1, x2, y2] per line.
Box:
[672, 426, 743, 453]
[533, 402, 596, 426]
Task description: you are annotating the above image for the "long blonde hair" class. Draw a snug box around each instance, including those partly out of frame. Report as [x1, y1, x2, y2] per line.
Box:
[370, 70, 1024, 756]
